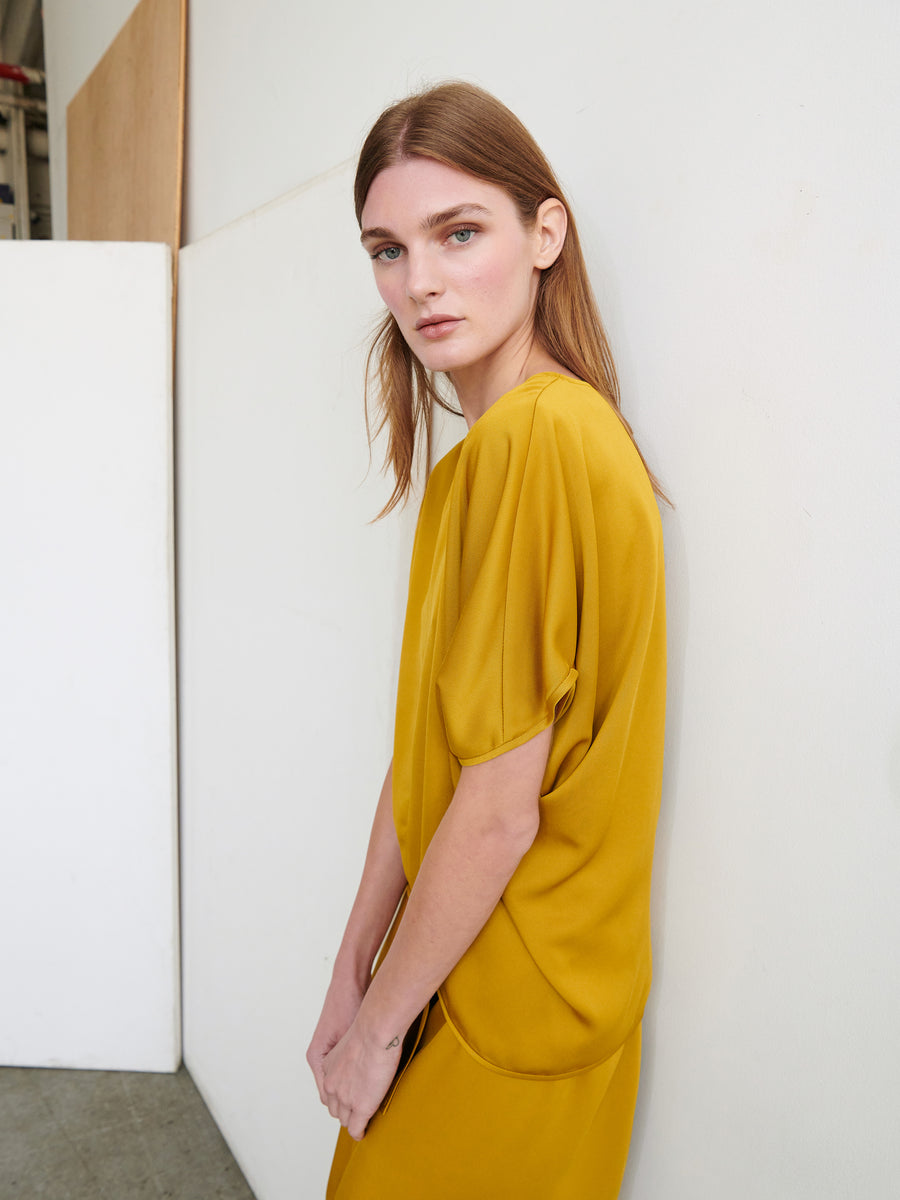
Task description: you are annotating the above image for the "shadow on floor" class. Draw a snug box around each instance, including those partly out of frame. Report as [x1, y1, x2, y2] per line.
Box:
[0, 1063, 257, 1199]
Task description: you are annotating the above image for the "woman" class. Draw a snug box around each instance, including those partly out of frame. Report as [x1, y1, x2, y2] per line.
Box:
[307, 82, 667, 1199]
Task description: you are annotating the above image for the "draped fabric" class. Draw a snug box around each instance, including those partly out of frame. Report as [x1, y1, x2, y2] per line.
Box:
[392, 372, 667, 1077]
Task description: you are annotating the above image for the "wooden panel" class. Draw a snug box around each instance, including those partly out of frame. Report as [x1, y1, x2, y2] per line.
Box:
[66, 0, 186, 250]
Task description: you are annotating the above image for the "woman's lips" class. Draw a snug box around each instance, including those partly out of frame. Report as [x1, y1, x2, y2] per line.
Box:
[415, 315, 462, 339]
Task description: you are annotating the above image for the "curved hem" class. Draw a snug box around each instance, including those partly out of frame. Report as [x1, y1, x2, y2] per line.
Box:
[454, 667, 578, 767]
[434, 989, 632, 1082]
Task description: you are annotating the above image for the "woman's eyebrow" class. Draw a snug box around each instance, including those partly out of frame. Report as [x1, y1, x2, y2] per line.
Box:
[421, 203, 490, 230]
[360, 203, 491, 245]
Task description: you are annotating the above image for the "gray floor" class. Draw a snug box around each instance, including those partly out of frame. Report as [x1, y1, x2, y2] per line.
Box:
[0, 1064, 257, 1199]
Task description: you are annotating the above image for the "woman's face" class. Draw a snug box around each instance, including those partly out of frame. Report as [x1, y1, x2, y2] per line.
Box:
[359, 158, 547, 383]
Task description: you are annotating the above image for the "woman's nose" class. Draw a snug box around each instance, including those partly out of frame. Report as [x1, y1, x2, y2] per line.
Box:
[405, 251, 442, 303]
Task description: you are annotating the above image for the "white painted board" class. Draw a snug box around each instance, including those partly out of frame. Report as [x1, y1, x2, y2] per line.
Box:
[176, 160, 461, 1200]
[0, 241, 179, 1072]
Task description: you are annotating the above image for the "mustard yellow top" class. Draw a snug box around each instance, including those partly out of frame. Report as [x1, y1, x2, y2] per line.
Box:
[392, 373, 666, 1079]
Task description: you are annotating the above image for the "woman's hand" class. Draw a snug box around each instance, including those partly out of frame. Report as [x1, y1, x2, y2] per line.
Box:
[320, 1015, 404, 1141]
[306, 974, 367, 1105]
[307, 759, 408, 1120]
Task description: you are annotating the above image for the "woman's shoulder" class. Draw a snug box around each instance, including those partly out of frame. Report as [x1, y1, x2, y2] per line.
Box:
[465, 372, 627, 460]
[463, 372, 658, 519]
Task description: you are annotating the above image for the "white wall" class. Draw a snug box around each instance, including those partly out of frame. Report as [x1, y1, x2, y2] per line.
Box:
[0, 241, 179, 1072]
[43, 0, 900, 1196]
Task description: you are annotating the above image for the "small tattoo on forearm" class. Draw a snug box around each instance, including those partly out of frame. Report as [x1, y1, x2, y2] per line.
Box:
[386, 1036, 400, 1049]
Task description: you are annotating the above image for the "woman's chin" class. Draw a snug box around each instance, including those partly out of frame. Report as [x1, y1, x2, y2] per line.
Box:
[410, 347, 473, 375]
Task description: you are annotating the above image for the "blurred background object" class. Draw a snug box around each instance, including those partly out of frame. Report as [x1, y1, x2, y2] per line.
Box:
[0, 0, 50, 238]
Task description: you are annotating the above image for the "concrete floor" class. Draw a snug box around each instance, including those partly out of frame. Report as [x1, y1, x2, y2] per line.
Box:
[0, 1064, 257, 1199]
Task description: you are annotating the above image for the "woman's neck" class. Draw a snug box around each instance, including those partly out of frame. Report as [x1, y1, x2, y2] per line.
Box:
[451, 342, 575, 430]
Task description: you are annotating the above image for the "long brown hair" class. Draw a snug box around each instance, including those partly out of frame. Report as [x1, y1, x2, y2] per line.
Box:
[355, 81, 666, 514]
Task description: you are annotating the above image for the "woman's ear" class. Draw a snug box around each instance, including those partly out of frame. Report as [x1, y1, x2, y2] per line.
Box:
[534, 198, 567, 269]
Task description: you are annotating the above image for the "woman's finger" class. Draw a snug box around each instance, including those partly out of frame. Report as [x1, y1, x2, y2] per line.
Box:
[347, 1110, 369, 1142]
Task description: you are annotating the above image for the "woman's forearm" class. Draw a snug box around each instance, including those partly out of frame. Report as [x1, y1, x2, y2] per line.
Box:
[354, 726, 551, 1047]
[331, 762, 408, 991]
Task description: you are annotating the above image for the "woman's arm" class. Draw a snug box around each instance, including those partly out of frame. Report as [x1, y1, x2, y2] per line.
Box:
[320, 725, 551, 1139]
[306, 762, 407, 1096]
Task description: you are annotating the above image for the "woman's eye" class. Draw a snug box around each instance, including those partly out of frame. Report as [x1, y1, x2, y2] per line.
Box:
[373, 245, 402, 262]
[450, 228, 474, 245]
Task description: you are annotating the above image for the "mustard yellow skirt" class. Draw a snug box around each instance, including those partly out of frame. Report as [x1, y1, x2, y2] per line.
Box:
[327, 998, 641, 1200]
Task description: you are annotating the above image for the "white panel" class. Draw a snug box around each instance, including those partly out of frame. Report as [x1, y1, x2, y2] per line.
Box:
[0, 242, 179, 1072]
[173, 4, 900, 1198]
[176, 163, 456, 1199]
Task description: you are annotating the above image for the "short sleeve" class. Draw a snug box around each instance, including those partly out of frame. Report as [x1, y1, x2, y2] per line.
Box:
[435, 403, 579, 766]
